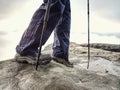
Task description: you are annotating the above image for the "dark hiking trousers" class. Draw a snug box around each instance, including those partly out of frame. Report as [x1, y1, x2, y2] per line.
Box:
[16, 0, 71, 60]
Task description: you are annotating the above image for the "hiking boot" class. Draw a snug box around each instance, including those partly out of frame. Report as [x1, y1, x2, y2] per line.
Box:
[38, 54, 52, 65]
[52, 56, 73, 68]
[15, 53, 51, 65]
[15, 53, 36, 65]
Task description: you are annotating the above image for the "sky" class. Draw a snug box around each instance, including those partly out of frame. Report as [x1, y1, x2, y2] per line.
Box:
[0, 0, 120, 60]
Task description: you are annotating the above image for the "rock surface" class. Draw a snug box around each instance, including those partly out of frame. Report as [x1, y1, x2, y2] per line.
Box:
[0, 42, 120, 90]
[80, 43, 120, 52]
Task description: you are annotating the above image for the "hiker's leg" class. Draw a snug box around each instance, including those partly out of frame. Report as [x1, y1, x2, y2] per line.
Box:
[16, 0, 65, 56]
[53, 0, 71, 59]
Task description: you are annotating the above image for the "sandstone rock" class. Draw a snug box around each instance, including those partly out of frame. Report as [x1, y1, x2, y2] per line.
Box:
[0, 59, 120, 90]
[0, 42, 120, 90]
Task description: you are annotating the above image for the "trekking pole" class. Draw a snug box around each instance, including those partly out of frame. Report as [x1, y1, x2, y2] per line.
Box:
[36, 0, 52, 70]
[87, 0, 90, 69]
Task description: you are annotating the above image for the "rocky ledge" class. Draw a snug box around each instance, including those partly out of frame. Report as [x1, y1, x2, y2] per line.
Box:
[0, 42, 120, 90]
[80, 43, 120, 52]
